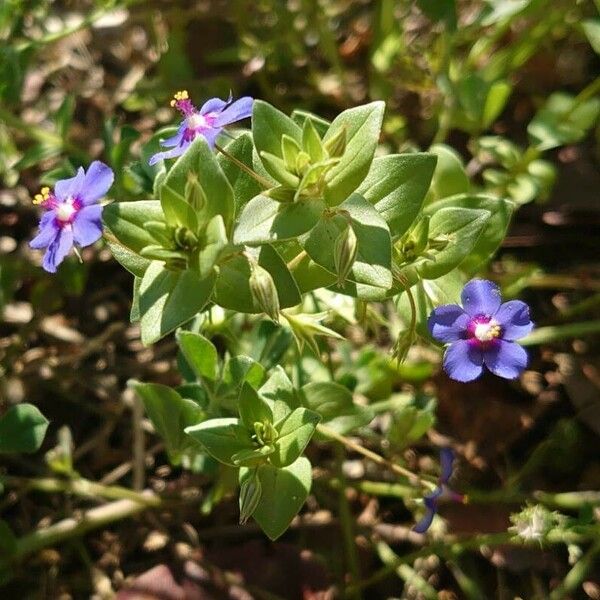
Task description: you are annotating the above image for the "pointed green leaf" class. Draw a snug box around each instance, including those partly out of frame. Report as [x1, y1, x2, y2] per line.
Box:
[356, 153, 436, 239]
[240, 456, 312, 540]
[139, 262, 215, 344]
[270, 407, 320, 468]
[323, 101, 385, 206]
[176, 330, 219, 381]
[185, 418, 254, 466]
[233, 194, 325, 245]
[0, 404, 48, 454]
[239, 381, 274, 430]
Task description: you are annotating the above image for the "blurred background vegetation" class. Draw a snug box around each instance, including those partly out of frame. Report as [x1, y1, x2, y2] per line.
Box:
[1, 0, 600, 597]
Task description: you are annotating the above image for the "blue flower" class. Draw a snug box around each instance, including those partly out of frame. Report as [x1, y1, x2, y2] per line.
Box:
[413, 448, 464, 534]
[29, 161, 114, 273]
[428, 279, 533, 383]
[149, 91, 253, 165]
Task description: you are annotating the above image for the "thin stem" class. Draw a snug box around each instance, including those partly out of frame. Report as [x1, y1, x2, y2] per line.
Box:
[520, 320, 600, 346]
[214, 143, 272, 189]
[316, 424, 436, 490]
[286, 250, 308, 271]
[548, 539, 600, 600]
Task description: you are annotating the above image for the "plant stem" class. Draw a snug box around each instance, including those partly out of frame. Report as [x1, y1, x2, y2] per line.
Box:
[548, 539, 600, 600]
[214, 143, 272, 189]
[520, 320, 600, 346]
[316, 424, 436, 490]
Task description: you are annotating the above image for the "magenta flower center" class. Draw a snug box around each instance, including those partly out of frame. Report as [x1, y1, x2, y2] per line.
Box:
[467, 315, 502, 346]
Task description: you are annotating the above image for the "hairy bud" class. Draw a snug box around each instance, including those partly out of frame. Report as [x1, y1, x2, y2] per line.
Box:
[239, 471, 262, 525]
[249, 263, 280, 322]
[324, 125, 347, 158]
[334, 225, 358, 286]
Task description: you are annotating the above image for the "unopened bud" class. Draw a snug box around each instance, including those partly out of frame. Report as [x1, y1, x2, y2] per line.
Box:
[265, 186, 296, 203]
[185, 174, 207, 213]
[249, 263, 280, 322]
[324, 125, 347, 158]
[295, 151, 311, 176]
[408, 216, 430, 256]
[428, 235, 450, 252]
[173, 226, 198, 250]
[140, 245, 187, 263]
[281, 134, 301, 173]
[334, 225, 358, 286]
[239, 471, 262, 525]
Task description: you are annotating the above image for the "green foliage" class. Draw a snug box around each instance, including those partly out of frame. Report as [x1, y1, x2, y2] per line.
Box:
[0, 404, 48, 454]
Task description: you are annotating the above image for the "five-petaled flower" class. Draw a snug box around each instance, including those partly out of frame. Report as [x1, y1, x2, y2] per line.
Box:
[29, 161, 114, 273]
[149, 91, 253, 165]
[428, 279, 533, 382]
[413, 448, 465, 534]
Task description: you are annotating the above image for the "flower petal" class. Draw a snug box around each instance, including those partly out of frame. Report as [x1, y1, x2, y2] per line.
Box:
[428, 304, 469, 343]
[483, 340, 528, 379]
[80, 161, 114, 205]
[213, 97, 253, 127]
[72, 205, 103, 247]
[439, 448, 455, 484]
[443, 340, 484, 382]
[54, 167, 85, 201]
[495, 300, 534, 341]
[149, 142, 189, 165]
[200, 96, 229, 114]
[160, 123, 186, 148]
[461, 279, 502, 317]
[413, 508, 436, 533]
[42, 227, 74, 273]
[30, 211, 59, 249]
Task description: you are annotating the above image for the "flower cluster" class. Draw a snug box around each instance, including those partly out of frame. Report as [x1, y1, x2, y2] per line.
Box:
[428, 279, 533, 382]
[29, 162, 114, 273]
[149, 91, 253, 165]
[413, 448, 465, 534]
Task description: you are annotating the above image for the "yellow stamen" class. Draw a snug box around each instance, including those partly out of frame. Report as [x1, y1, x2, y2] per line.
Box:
[170, 90, 189, 107]
[33, 186, 51, 205]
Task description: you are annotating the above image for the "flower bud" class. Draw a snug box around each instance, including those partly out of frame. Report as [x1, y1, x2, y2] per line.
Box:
[265, 186, 296, 203]
[239, 471, 262, 525]
[185, 173, 207, 213]
[324, 125, 347, 158]
[334, 225, 358, 286]
[140, 245, 187, 263]
[173, 226, 198, 250]
[249, 263, 280, 322]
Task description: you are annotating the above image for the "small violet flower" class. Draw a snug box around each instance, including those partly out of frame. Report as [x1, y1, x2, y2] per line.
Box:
[428, 279, 533, 383]
[29, 161, 114, 273]
[149, 90, 253, 165]
[413, 448, 465, 534]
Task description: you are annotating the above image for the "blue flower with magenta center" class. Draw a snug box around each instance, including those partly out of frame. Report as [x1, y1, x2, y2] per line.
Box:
[413, 448, 465, 534]
[428, 279, 533, 382]
[149, 91, 253, 165]
[29, 161, 114, 273]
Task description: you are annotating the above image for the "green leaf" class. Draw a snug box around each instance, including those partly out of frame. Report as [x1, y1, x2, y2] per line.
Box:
[138, 262, 215, 344]
[185, 418, 254, 466]
[240, 456, 312, 540]
[270, 407, 320, 468]
[214, 245, 301, 313]
[425, 194, 513, 273]
[103, 200, 166, 259]
[428, 144, 470, 201]
[0, 404, 48, 454]
[107, 241, 152, 278]
[197, 214, 229, 279]
[233, 195, 325, 245]
[482, 80, 512, 128]
[160, 184, 199, 233]
[582, 19, 600, 54]
[356, 153, 436, 239]
[300, 381, 373, 436]
[176, 330, 219, 381]
[253, 100, 303, 166]
[217, 132, 262, 212]
[239, 381, 274, 430]
[291, 110, 331, 137]
[416, 207, 490, 280]
[129, 381, 205, 465]
[322, 101, 385, 206]
[259, 366, 299, 422]
[303, 193, 393, 289]
[221, 356, 266, 391]
[528, 92, 600, 151]
[161, 136, 235, 231]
